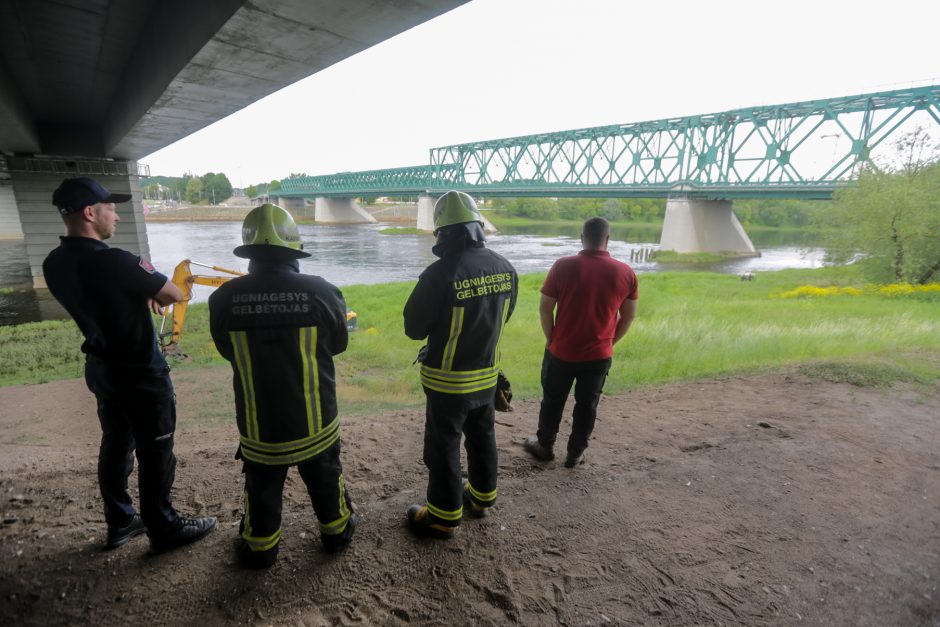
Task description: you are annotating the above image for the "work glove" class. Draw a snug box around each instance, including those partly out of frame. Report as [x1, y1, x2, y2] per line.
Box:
[495, 370, 513, 412]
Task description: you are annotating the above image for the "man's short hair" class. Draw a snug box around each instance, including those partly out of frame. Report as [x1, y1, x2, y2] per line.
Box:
[582, 217, 610, 248]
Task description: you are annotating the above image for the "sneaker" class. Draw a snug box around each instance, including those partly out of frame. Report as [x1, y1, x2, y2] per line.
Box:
[104, 514, 146, 550]
[462, 483, 490, 519]
[322, 512, 358, 554]
[523, 436, 554, 462]
[406, 505, 456, 539]
[149, 516, 217, 554]
[237, 540, 278, 569]
[564, 451, 586, 468]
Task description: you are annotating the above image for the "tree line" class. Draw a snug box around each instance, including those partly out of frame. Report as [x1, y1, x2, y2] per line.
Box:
[142, 173, 233, 204]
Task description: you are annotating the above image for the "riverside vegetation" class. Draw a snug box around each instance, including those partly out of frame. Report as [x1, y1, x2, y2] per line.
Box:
[2, 267, 938, 407]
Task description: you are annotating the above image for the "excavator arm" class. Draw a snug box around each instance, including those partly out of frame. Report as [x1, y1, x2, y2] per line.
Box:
[159, 259, 245, 356]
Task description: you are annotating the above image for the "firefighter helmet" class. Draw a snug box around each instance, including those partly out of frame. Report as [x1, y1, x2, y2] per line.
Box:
[233, 203, 310, 259]
[432, 191, 483, 234]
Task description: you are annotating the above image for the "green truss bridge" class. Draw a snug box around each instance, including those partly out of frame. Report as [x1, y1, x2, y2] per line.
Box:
[278, 85, 940, 254]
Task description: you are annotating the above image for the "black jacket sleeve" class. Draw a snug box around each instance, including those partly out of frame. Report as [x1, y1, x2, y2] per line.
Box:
[403, 267, 445, 341]
[208, 290, 234, 362]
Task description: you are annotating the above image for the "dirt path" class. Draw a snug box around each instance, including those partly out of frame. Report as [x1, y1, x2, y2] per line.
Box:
[0, 370, 937, 626]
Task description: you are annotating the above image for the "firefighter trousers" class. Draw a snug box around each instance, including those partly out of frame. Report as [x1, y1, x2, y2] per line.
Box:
[422, 388, 498, 527]
[240, 441, 352, 556]
[536, 350, 612, 456]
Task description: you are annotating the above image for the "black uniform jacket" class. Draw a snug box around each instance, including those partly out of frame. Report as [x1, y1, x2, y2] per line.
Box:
[209, 260, 348, 465]
[404, 246, 518, 395]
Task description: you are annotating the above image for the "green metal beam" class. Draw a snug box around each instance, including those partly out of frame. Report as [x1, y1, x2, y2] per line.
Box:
[278, 85, 940, 199]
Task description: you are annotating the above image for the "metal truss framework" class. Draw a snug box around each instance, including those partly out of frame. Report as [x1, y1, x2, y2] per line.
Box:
[279, 85, 940, 200]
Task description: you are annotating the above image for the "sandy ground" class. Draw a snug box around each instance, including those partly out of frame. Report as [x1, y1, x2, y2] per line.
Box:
[0, 368, 937, 626]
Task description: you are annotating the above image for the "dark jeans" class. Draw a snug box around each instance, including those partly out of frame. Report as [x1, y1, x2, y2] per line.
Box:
[423, 388, 498, 526]
[84, 357, 179, 533]
[241, 442, 351, 554]
[536, 350, 611, 456]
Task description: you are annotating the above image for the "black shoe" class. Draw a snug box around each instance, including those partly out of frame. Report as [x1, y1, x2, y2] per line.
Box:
[237, 540, 278, 569]
[149, 516, 217, 554]
[322, 512, 358, 554]
[523, 436, 554, 461]
[564, 451, 586, 468]
[406, 505, 456, 539]
[104, 514, 146, 550]
[462, 483, 490, 519]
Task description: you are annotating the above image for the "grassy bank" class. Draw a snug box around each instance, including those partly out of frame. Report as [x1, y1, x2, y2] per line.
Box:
[2, 268, 939, 408]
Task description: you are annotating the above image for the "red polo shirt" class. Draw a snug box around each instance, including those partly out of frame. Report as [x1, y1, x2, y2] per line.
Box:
[541, 249, 638, 362]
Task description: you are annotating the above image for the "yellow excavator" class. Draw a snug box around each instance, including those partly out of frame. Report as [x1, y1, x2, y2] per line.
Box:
[158, 259, 357, 357]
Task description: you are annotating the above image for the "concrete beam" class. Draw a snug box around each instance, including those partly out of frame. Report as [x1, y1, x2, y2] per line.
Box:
[0, 60, 40, 154]
[659, 197, 756, 255]
[314, 197, 376, 223]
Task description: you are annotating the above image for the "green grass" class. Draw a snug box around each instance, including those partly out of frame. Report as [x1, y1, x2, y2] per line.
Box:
[2, 267, 939, 406]
[379, 227, 424, 235]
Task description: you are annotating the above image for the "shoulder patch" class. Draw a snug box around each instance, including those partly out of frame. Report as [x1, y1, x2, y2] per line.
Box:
[138, 257, 155, 274]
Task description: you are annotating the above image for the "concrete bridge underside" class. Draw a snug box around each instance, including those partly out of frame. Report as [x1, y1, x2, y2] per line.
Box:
[0, 0, 468, 286]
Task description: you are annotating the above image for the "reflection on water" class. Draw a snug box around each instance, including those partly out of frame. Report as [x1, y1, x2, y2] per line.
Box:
[0, 220, 827, 325]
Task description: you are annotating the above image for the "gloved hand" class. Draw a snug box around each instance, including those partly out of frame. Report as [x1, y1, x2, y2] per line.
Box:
[495, 370, 513, 412]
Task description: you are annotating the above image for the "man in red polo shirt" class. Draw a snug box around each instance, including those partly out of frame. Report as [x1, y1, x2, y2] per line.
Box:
[523, 216, 638, 468]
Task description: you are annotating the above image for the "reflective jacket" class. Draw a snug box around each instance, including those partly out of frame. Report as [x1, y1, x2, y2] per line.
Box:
[404, 245, 518, 395]
[209, 260, 348, 465]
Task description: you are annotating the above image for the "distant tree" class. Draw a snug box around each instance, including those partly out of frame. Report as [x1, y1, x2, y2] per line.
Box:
[269, 180, 282, 192]
[822, 127, 940, 284]
[246, 185, 258, 199]
[200, 172, 233, 204]
[144, 183, 160, 199]
[287, 172, 308, 179]
[185, 177, 204, 203]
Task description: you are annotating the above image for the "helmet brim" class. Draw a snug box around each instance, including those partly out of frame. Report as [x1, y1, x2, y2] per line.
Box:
[233, 243, 311, 259]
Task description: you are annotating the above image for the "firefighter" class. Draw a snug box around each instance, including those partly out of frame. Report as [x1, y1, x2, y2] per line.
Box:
[403, 191, 518, 538]
[208, 204, 356, 568]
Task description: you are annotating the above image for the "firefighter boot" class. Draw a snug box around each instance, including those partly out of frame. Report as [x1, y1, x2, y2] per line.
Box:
[237, 540, 279, 569]
[322, 512, 358, 554]
[462, 483, 490, 519]
[406, 505, 456, 539]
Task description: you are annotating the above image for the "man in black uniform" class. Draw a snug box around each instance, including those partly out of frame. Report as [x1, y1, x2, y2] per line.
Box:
[404, 191, 518, 538]
[209, 204, 356, 569]
[43, 177, 217, 552]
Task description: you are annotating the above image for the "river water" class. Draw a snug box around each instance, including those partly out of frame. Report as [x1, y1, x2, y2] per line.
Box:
[0, 221, 825, 325]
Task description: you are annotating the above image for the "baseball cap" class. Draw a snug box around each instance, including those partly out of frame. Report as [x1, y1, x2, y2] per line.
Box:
[52, 177, 133, 215]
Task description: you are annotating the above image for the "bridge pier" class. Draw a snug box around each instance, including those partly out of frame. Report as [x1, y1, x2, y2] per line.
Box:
[4, 159, 149, 288]
[659, 197, 756, 255]
[416, 194, 498, 233]
[314, 197, 376, 223]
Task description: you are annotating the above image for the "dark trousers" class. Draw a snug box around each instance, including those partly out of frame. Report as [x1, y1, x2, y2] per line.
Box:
[423, 388, 498, 526]
[241, 441, 351, 555]
[84, 357, 179, 533]
[536, 350, 611, 456]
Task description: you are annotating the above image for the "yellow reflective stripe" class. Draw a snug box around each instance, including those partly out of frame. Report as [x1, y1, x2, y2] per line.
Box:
[239, 418, 339, 454]
[494, 298, 511, 364]
[421, 373, 498, 394]
[299, 326, 321, 434]
[230, 331, 258, 440]
[240, 427, 340, 465]
[420, 364, 500, 381]
[320, 476, 351, 535]
[427, 502, 463, 521]
[468, 483, 497, 503]
[241, 491, 282, 552]
[441, 307, 464, 370]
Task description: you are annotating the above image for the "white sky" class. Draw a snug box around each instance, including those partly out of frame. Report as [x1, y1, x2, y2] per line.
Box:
[142, 0, 940, 187]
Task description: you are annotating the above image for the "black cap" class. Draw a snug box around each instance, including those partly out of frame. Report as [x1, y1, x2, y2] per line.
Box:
[52, 177, 133, 215]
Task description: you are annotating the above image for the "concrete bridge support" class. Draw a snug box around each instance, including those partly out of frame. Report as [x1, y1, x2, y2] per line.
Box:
[416, 194, 498, 234]
[5, 161, 148, 288]
[314, 198, 376, 223]
[659, 197, 756, 255]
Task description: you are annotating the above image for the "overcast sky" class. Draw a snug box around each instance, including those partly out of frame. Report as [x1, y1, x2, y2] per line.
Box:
[142, 0, 940, 187]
